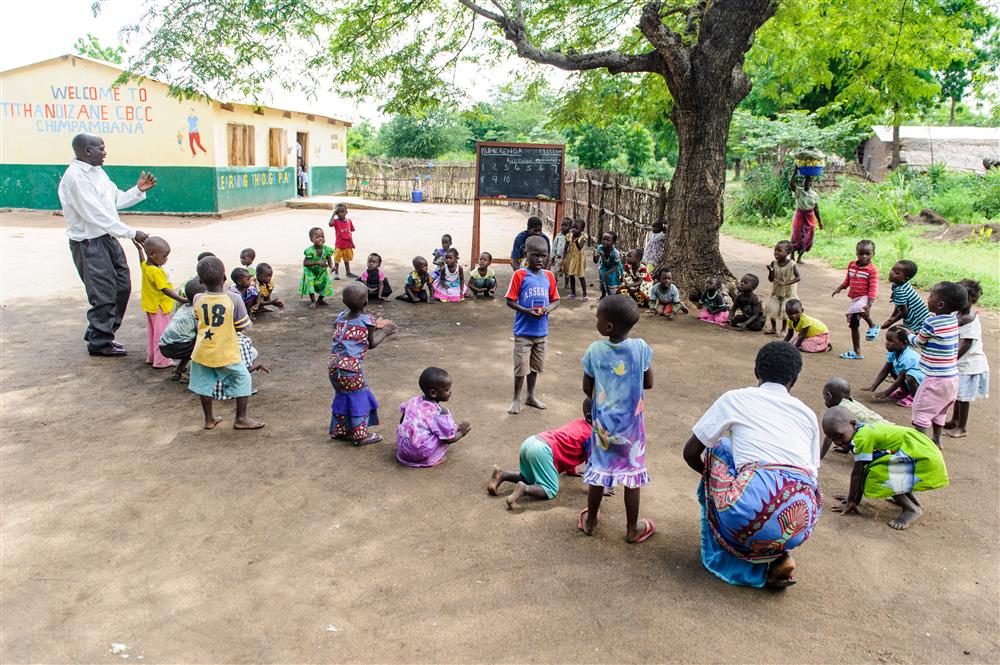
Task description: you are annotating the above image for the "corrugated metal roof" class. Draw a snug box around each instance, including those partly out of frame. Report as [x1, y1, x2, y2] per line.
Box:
[872, 125, 1000, 142]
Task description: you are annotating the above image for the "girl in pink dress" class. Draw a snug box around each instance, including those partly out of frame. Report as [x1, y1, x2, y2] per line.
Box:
[396, 367, 472, 467]
[432, 248, 469, 302]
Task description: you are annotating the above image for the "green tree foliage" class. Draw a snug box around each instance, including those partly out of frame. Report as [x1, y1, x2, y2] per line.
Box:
[935, 0, 1000, 124]
[73, 33, 125, 64]
[377, 113, 470, 159]
[727, 110, 869, 166]
[568, 124, 622, 170]
[347, 120, 379, 157]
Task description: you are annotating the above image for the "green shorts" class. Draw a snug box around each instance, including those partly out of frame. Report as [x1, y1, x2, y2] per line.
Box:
[518, 435, 559, 499]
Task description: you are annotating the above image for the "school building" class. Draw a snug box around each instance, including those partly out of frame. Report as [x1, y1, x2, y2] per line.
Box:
[0, 54, 351, 214]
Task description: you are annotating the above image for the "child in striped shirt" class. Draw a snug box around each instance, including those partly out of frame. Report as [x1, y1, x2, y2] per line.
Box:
[882, 259, 929, 332]
[945, 279, 989, 439]
[905, 281, 967, 446]
[832, 239, 878, 360]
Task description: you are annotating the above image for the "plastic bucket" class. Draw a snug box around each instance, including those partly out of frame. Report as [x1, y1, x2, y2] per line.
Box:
[796, 165, 824, 177]
[411, 191, 423, 203]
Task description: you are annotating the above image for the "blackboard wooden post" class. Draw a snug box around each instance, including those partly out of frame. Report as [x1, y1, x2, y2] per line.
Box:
[472, 141, 565, 265]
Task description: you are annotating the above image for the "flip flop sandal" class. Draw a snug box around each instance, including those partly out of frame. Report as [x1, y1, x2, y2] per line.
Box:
[577, 508, 600, 531]
[627, 518, 656, 544]
[353, 433, 384, 447]
[865, 325, 881, 341]
[896, 395, 914, 407]
[839, 351, 864, 360]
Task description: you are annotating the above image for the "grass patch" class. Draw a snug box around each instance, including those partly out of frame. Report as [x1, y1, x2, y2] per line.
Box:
[722, 219, 1000, 309]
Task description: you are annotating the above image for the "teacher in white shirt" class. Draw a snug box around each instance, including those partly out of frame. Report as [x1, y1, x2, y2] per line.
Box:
[58, 134, 156, 357]
[683, 341, 823, 589]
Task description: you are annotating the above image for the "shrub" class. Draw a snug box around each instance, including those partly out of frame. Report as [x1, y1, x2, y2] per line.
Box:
[732, 165, 794, 223]
[973, 169, 1000, 219]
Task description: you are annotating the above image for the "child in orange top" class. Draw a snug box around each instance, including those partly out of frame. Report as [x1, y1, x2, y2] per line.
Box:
[134, 237, 186, 369]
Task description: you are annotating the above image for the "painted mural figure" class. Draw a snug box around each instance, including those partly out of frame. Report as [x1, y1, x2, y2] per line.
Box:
[188, 110, 207, 156]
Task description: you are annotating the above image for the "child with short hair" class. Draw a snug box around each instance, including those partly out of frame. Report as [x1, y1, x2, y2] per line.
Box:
[693, 276, 729, 325]
[579, 295, 655, 544]
[299, 227, 335, 308]
[134, 236, 187, 369]
[728, 274, 764, 331]
[431, 234, 452, 275]
[253, 263, 284, 311]
[882, 259, 929, 332]
[356, 252, 392, 301]
[328, 203, 356, 280]
[617, 249, 653, 307]
[643, 218, 666, 273]
[328, 283, 397, 445]
[821, 376, 887, 457]
[511, 216, 550, 270]
[783, 299, 830, 352]
[764, 240, 799, 335]
[468, 252, 497, 297]
[945, 279, 989, 439]
[189, 256, 263, 430]
[863, 326, 924, 407]
[647, 268, 687, 319]
[551, 218, 572, 286]
[906, 281, 967, 446]
[180, 251, 216, 299]
[488, 397, 594, 509]
[433, 247, 468, 302]
[230, 267, 260, 313]
[396, 256, 433, 303]
[593, 231, 624, 299]
[832, 239, 879, 359]
[396, 367, 471, 467]
[824, 407, 948, 530]
[159, 277, 205, 381]
[563, 219, 589, 300]
[505, 235, 560, 414]
[239, 248, 257, 278]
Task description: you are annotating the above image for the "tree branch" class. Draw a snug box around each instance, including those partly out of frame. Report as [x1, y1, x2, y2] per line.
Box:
[638, 2, 689, 80]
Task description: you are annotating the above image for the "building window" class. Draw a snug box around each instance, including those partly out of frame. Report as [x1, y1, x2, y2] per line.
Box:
[269, 128, 288, 168]
[227, 124, 256, 166]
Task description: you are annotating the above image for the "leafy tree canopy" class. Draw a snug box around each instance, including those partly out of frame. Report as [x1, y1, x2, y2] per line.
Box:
[73, 33, 125, 64]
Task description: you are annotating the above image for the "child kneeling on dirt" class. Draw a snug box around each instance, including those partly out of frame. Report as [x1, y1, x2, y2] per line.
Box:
[488, 398, 594, 509]
[396, 367, 471, 467]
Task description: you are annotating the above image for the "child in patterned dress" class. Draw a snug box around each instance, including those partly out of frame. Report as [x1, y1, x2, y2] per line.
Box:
[396, 367, 472, 467]
[433, 247, 469, 302]
[821, 376, 887, 457]
[300, 227, 335, 308]
[328, 283, 397, 445]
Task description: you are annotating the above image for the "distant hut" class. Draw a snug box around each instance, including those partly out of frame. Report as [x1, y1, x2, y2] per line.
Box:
[859, 125, 1000, 181]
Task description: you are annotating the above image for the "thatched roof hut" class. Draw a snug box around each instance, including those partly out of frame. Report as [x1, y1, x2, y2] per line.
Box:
[860, 125, 1000, 181]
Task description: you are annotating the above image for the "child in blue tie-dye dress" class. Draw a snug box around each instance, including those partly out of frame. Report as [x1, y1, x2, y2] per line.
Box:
[579, 294, 656, 544]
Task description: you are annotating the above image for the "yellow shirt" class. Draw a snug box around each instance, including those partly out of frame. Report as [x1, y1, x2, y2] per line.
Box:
[787, 313, 828, 338]
[192, 292, 251, 367]
[140, 261, 175, 314]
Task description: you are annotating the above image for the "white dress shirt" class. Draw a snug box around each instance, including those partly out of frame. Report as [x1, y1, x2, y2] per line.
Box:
[692, 382, 821, 478]
[58, 159, 146, 241]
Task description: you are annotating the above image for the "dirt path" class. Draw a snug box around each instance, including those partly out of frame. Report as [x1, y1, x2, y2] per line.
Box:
[2, 205, 997, 663]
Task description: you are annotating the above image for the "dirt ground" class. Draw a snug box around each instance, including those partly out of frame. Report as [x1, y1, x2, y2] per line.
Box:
[2, 202, 998, 664]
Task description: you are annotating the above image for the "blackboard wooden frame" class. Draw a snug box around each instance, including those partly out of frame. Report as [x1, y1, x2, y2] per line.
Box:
[472, 141, 566, 264]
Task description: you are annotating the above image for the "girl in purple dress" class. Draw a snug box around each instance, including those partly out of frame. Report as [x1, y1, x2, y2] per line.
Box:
[396, 367, 472, 467]
[328, 283, 397, 445]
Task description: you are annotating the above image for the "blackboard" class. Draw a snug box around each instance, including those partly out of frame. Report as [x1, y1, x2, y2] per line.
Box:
[475, 142, 564, 200]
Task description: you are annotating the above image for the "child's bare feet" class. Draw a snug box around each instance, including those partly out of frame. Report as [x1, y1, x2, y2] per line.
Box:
[944, 427, 967, 438]
[508, 399, 522, 414]
[316, 298, 328, 307]
[234, 417, 265, 430]
[889, 503, 923, 529]
[765, 552, 796, 588]
[525, 396, 547, 410]
[506, 481, 528, 509]
[204, 416, 224, 430]
[764, 329, 776, 335]
[308, 301, 318, 309]
[578, 508, 598, 536]
[487, 466, 503, 496]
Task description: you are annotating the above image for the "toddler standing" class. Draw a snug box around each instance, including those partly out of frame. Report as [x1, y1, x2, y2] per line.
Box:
[299, 227, 335, 308]
[563, 219, 589, 300]
[397, 367, 471, 467]
[579, 295, 655, 544]
[832, 239, 878, 359]
[764, 240, 799, 335]
[643, 219, 666, 273]
[551, 217, 572, 286]
[328, 203, 356, 280]
[135, 237, 187, 369]
[945, 279, 989, 439]
[593, 231, 624, 299]
[882, 259, 929, 332]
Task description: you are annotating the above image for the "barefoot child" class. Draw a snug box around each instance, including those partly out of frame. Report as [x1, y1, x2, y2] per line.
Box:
[468, 252, 497, 297]
[488, 397, 593, 509]
[505, 236, 560, 414]
[433, 247, 468, 302]
[159, 277, 205, 381]
[642, 218, 666, 273]
[764, 240, 799, 335]
[299, 227, 335, 308]
[863, 326, 924, 407]
[511, 216, 550, 270]
[189, 257, 263, 430]
[396, 367, 471, 466]
[328, 283, 397, 445]
[593, 231, 624, 299]
[230, 267, 261, 313]
[783, 299, 830, 352]
[882, 259, 929, 332]
[135, 236, 187, 369]
[563, 219, 589, 300]
[945, 279, 989, 439]
[579, 295, 656, 544]
[832, 239, 878, 359]
[824, 406, 948, 530]
[551, 217, 572, 286]
[253, 263, 284, 311]
[328, 203, 356, 280]
[729, 274, 764, 331]
[617, 249, 653, 307]
[694, 276, 729, 325]
[821, 376, 887, 457]
[356, 253, 392, 301]
[647, 268, 687, 319]
[239, 248, 257, 278]
[395, 256, 433, 303]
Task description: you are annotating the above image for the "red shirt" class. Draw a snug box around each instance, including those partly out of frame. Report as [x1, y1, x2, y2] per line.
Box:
[839, 261, 878, 300]
[330, 217, 355, 249]
[538, 418, 593, 474]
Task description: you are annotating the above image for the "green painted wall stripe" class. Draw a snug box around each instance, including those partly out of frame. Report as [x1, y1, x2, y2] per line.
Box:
[215, 167, 295, 211]
[310, 165, 347, 195]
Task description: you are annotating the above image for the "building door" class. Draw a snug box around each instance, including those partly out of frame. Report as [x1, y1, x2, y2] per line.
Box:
[296, 132, 309, 196]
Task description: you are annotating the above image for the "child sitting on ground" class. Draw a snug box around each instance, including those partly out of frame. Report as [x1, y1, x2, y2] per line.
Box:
[328, 203, 356, 280]
[433, 247, 468, 302]
[593, 231, 624, 299]
[396, 256, 434, 304]
[821, 376, 887, 457]
[647, 268, 687, 319]
[159, 277, 205, 381]
[693, 276, 729, 325]
[239, 248, 257, 279]
[824, 407, 948, 530]
[230, 267, 261, 314]
[764, 240, 799, 335]
[783, 299, 830, 352]
[617, 249, 653, 307]
[882, 259, 929, 332]
[905, 281, 967, 446]
[563, 219, 589, 300]
[431, 234, 452, 275]
[135, 236, 187, 369]
[328, 283, 397, 445]
[300, 227, 335, 308]
[468, 252, 497, 298]
[488, 397, 594, 509]
[189, 256, 263, 430]
[832, 239, 879, 359]
[253, 263, 284, 311]
[511, 217, 550, 270]
[551, 217, 572, 287]
[728, 274, 764, 331]
[396, 367, 472, 467]
[863, 325, 924, 407]
[945, 279, 989, 439]
[579, 294, 656, 544]
[356, 252, 392, 301]
[643, 218, 666, 273]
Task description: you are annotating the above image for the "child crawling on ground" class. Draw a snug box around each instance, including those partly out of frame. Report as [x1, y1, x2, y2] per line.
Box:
[396, 367, 472, 467]
[823, 406, 948, 530]
[820, 376, 887, 457]
[488, 397, 594, 509]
